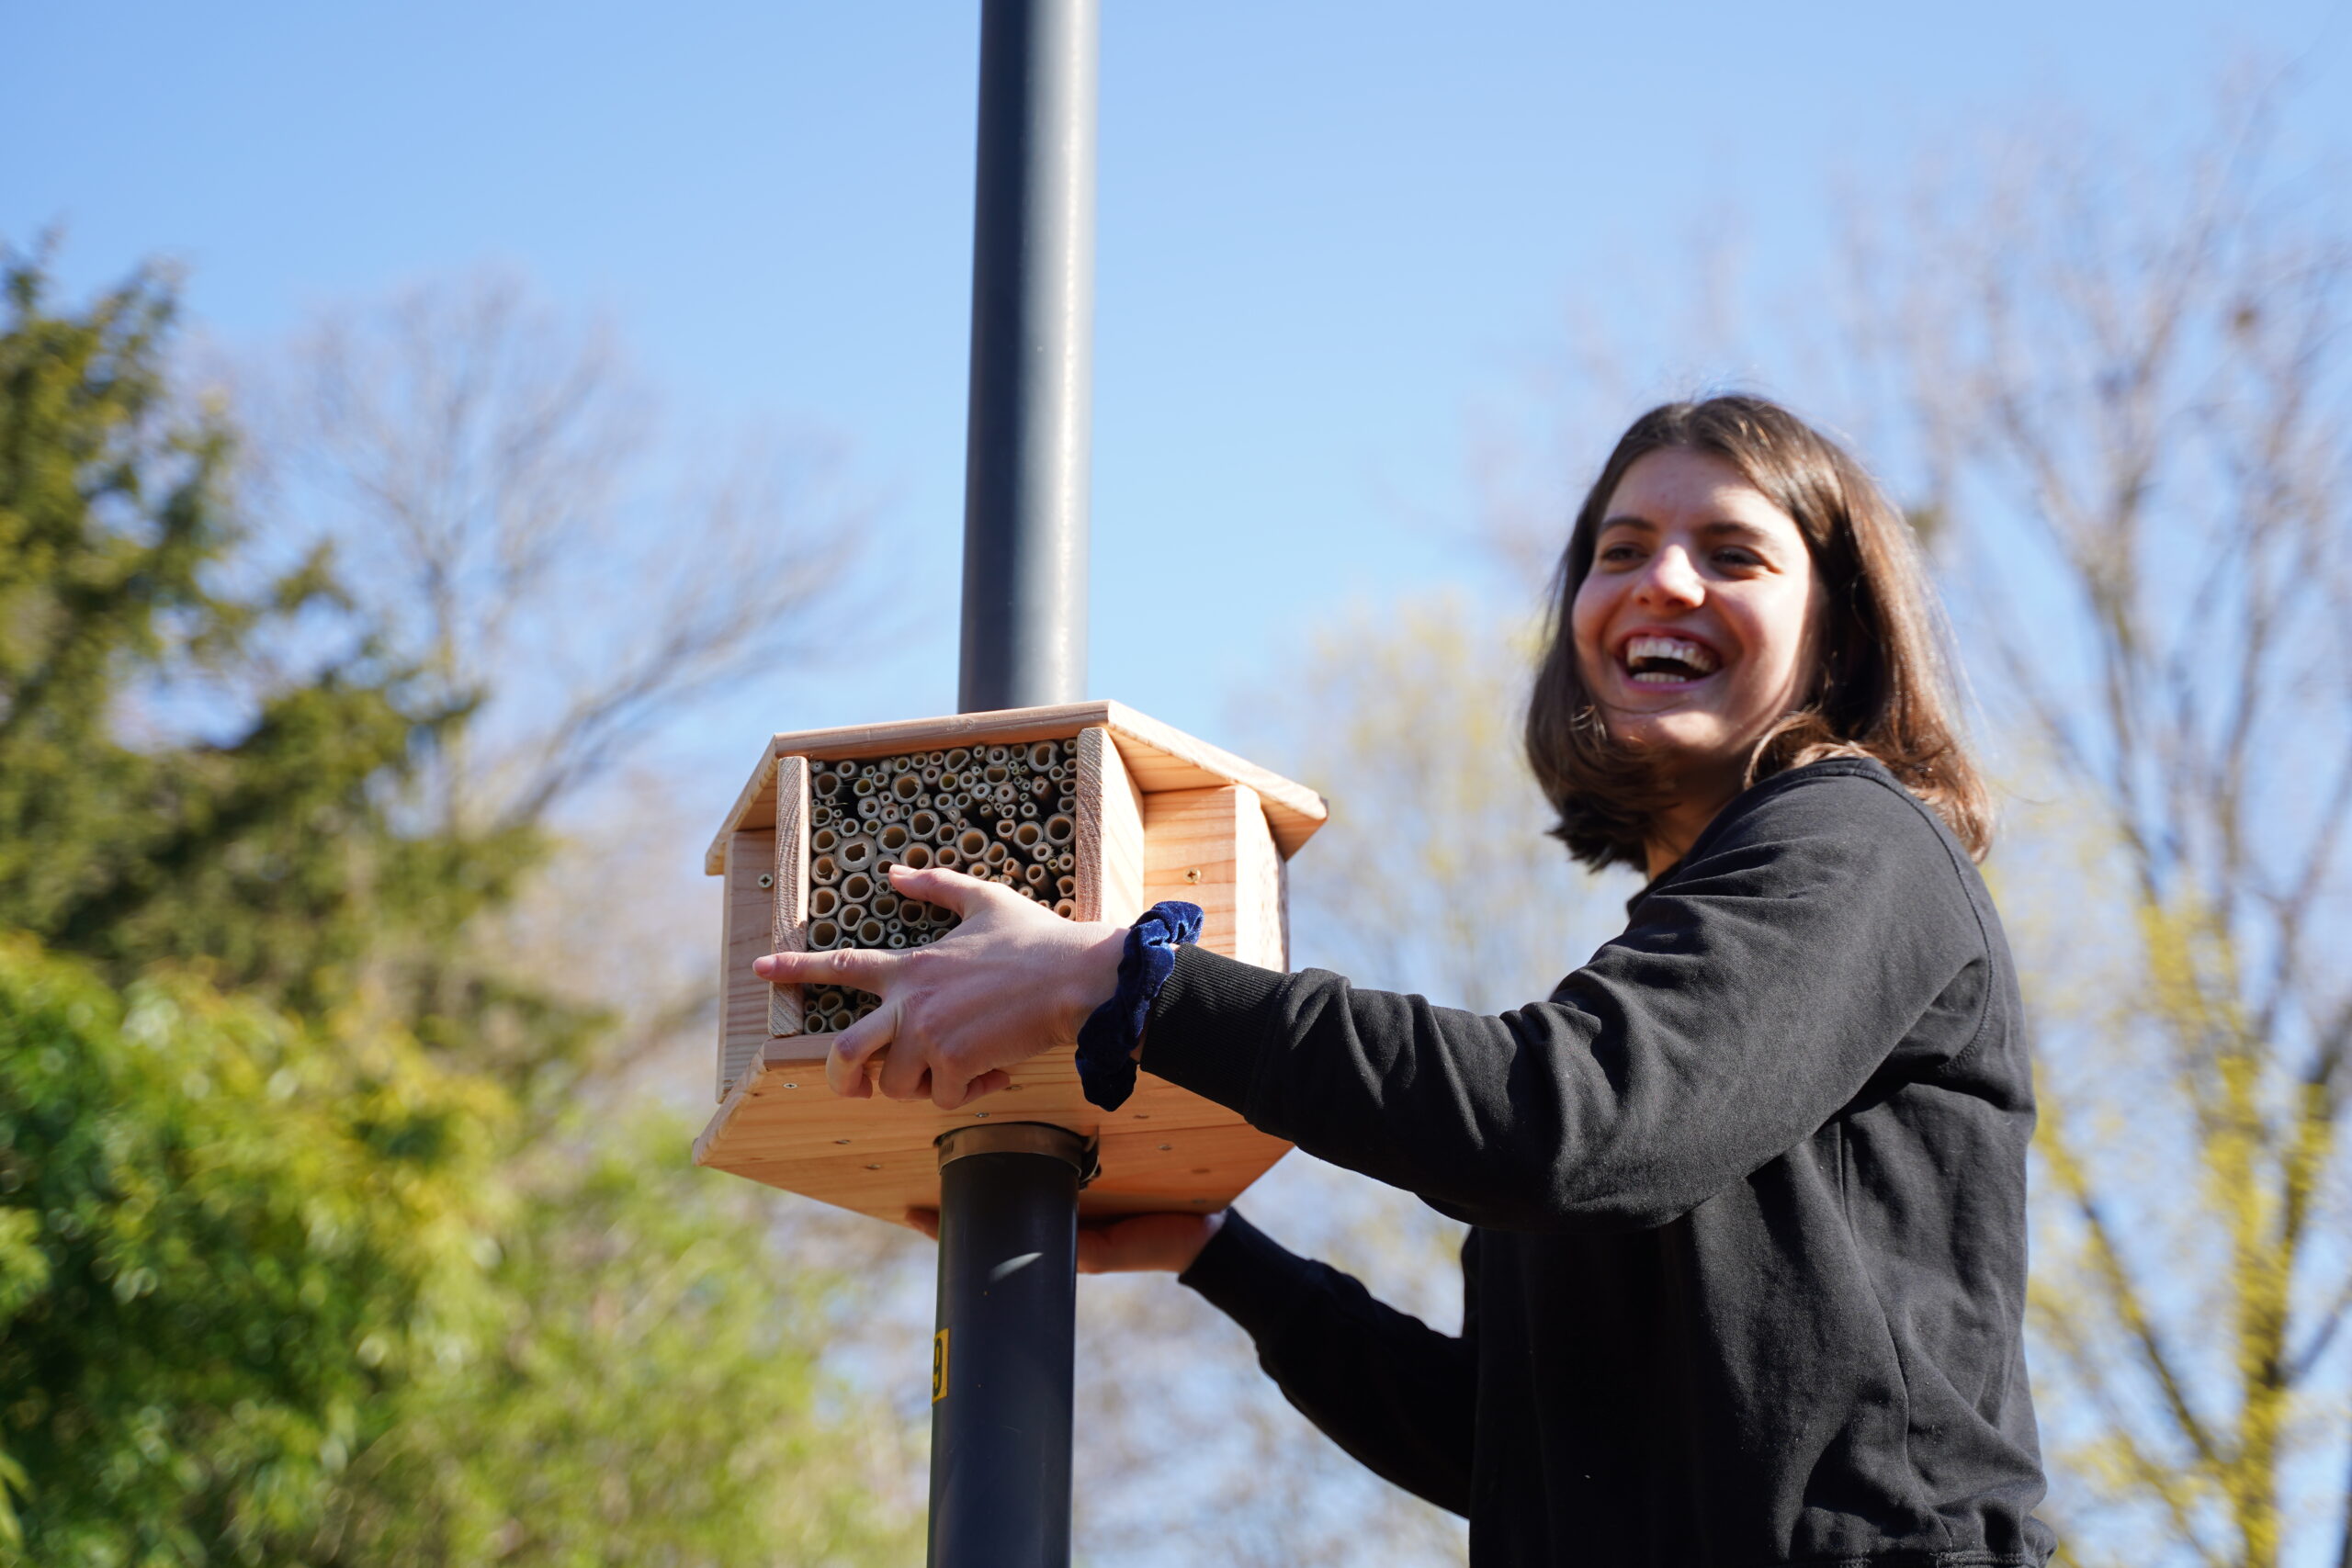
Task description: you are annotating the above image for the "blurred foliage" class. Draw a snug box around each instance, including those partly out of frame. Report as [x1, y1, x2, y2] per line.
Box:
[0, 255, 918, 1563]
[0, 938, 503, 1562]
[0, 255, 595, 1106]
[0, 941, 917, 1566]
[336, 1114, 922, 1566]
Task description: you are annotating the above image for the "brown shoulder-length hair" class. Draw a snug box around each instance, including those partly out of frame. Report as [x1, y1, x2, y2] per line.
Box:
[1523, 394, 1992, 871]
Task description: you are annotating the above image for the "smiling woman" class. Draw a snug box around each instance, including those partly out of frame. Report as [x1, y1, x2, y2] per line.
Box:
[1529, 395, 1990, 877]
[759, 394, 2053, 1568]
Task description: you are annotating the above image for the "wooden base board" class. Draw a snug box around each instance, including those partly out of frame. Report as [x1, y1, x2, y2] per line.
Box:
[694, 1041, 1293, 1224]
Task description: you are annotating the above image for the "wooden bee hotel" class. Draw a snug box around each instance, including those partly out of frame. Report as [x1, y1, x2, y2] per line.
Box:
[692, 700, 1328, 1223]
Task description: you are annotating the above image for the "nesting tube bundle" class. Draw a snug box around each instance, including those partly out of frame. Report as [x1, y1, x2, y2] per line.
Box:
[798, 738, 1083, 1033]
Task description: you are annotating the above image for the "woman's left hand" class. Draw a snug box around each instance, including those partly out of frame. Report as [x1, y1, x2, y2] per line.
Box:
[754, 864, 1125, 1110]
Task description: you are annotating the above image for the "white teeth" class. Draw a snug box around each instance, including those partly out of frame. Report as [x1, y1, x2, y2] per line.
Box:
[1622, 635, 1719, 680]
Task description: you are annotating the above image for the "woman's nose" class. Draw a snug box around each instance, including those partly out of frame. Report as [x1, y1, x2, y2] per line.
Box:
[1633, 546, 1705, 610]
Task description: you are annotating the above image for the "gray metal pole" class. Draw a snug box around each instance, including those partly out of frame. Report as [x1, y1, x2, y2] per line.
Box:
[926, 1125, 1091, 1568]
[935, 2, 1100, 1564]
[957, 0, 1097, 716]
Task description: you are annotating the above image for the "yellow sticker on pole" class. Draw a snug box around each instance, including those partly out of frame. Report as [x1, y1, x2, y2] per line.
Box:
[932, 1329, 949, 1404]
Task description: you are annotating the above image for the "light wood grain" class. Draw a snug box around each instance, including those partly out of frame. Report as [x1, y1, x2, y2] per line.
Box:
[695, 705, 1318, 1215]
[693, 1042, 1292, 1224]
[703, 701, 1328, 872]
[1098, 701, 1324, 856]
[717, 829, 776, 1100]
[1075, 726, 1146, 925]
[1139, 784, 1287, 971]
[766, 757, 809, 1039]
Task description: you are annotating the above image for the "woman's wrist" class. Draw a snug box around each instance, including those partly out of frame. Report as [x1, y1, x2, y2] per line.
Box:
[1063, 924, 1128, 1042]
[1071, 902, 1204, 1111]
[1177, 1210, 1226, 1272]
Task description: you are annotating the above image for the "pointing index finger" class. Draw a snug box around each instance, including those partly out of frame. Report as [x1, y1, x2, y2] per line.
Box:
[755, 947, 902, 990]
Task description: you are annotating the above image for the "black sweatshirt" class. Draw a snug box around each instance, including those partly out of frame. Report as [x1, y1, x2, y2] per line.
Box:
[1144, 758, 2055, 1567]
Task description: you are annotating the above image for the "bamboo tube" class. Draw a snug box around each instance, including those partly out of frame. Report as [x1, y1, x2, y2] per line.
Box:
[1018, 800, 1039, 820]
[853, 774, 876, 796]
[874, 894, 899, 919]
[1023, 863, 1049, 889]
[888, 932, 908, 949]
[1054, 852, 1075, 874]
[1054, 898, 1077, 919]
[909, 809, 942, 840]
[958, 829, 989, 858]
[840, 838, 875, 869]
[811, 854, 842, 886]
[984, 840, 1010, 866]
[986, 745, 1010, 765]
[1013, 820, 1044, 849]
[857, 919, 886, 945]
[880, 825, 910, 853]
[933, 845, 963, 871]
[810, 887, 840, 918]
[812, 827, 841, 854]
[902, 843, 933, 870]
[836, 904, 866, 931]
[1025, 741, 1056, 770]
[1057, 874, 1077, 897]
[894, 773, 922, 802]
[945, 747, 971, 769]
[810, 919, 841, 949]
[842, 872, 875, 904]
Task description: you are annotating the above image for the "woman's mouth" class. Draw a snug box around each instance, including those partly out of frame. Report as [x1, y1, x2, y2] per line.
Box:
[1620, 634, 1721, 686]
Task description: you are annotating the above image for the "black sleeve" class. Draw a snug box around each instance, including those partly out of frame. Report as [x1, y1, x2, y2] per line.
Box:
[1144, 767, 1991, 1232]
[1177, 1208, 1477, 1516]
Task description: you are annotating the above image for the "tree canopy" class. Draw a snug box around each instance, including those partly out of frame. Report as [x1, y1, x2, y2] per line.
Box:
[0, 256, 916, 1565]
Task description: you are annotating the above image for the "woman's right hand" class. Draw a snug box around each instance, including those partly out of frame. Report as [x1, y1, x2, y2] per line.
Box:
[905, 1207, 1223, 1275]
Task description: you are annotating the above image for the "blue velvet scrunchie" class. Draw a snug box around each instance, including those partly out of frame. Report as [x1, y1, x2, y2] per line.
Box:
[1074, 900, 1203, 1111]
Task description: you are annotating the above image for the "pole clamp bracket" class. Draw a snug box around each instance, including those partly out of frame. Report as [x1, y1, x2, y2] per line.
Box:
[935, 1122, 1099, 1188]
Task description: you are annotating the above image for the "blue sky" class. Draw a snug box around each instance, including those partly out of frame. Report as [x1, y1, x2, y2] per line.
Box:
[7, 0, 2349, 761]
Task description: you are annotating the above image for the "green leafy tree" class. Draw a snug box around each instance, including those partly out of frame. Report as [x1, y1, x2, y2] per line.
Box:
[0, 936, 506, 1563]
[334, 1115, 922, 1566]
[0, 257, 501, 1008]
[0, 256, 918, 1564]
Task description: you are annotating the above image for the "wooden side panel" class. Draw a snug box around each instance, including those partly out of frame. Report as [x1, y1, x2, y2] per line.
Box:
[1235, 786, 1288, 971]
[1075, 726, 1147, 925]
[1140, 785, 1286, 969]
[766, 757, 809, 1039]
[718, 828, 776, 1100]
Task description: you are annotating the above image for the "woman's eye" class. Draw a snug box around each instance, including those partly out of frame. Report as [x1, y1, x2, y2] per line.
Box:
[1599, 544, 1644, 564]
[1713, 547, 1763, 569]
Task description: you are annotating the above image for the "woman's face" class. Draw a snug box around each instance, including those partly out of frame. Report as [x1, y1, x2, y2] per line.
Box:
[1570, 446, 1823, 795]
